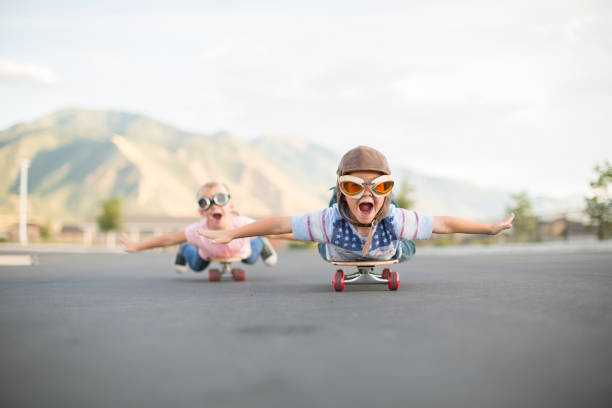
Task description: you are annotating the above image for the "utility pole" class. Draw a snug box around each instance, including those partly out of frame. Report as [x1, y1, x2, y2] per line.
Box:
[19, 158, 30, 246]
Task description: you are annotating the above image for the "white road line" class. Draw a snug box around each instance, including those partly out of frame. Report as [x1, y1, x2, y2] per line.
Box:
[0, 255, 36, 266]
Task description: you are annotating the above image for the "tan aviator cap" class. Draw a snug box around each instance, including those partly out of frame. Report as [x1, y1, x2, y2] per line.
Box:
[336, 145, 391, 176]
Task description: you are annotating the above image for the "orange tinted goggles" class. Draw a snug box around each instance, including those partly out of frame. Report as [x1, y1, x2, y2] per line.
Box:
[337, 175, 394, 199]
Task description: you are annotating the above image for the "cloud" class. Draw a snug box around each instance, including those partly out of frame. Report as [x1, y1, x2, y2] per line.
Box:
[86, 52, 132, 74]
[0, 59, 58, 84]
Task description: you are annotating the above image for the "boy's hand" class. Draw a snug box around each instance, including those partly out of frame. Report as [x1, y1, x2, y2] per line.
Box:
[489, 213, 515, 235]
[198, 228, 234, 244]
[118, 233, 140, 252]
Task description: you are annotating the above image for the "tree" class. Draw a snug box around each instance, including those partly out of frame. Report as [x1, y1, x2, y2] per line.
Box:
[585, 161, 612, 240]
[395, 179, 415, 210]
[97, 197, 122, 232]
[40, 221, 52, 241]
[506, 191, 538, 242]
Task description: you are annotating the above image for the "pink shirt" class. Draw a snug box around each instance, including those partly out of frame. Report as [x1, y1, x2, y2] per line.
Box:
[184, 215, 254, 260]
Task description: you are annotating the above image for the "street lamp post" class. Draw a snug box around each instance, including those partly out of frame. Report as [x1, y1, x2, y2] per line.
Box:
[19, 158, 30, 246]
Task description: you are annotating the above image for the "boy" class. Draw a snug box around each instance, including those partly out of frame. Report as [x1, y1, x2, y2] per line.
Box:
[198, 146, 514, 262]
[119, 181, 279, 272]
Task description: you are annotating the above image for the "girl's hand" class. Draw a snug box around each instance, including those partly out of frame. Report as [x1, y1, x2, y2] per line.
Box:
[489, 213, 515, 235]
[198, 228, 234, 244]
[118, 233, 140, 252]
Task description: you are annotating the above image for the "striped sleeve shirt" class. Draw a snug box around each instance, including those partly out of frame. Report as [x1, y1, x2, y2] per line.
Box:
[291, 204, 433, 261]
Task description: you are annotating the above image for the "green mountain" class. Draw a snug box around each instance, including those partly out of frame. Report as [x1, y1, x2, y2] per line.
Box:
[0, 108, 583, 224]
[0, 108, 336, 222]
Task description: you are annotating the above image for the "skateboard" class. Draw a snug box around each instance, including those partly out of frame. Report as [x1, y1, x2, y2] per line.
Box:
[330, 259, 400, 291]
[208, 258, 245, 282]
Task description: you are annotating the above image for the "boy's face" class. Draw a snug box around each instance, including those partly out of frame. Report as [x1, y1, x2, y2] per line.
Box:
[198, 185, 235, 230]
[343, 171, 387, 225]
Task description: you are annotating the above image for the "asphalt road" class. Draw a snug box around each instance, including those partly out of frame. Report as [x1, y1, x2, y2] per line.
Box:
[0, 249, 611, 408]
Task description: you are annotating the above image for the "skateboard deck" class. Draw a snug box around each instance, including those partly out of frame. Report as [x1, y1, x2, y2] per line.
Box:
[210, 257, 242, 263]
[330, 259, 398, 267]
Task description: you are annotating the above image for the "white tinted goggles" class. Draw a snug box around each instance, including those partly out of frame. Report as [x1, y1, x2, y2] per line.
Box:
[198, 193, 230, 211]
[337, 175, 394, 199]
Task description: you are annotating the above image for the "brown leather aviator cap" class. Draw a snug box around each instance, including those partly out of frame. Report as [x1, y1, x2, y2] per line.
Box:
[336, 145, 391, 177]
[335, 146, 393, 257]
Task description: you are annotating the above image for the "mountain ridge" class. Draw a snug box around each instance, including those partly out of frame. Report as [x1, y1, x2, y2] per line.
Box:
[0, 108, 583, 223]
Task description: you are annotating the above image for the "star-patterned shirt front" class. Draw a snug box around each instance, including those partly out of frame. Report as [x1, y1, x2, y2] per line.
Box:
[291, 204, 433, 261]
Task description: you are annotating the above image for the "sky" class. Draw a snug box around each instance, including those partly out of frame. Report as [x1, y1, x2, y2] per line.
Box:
[1, 0, 611, 198]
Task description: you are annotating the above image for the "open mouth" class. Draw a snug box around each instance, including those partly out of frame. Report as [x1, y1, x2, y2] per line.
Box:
[358, 202, 374, 217]
[212, 213, 223, 221]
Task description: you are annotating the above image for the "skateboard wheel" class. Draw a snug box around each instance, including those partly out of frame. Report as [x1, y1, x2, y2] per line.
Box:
[231, 268, 245, 281]
[388, 271, 399, 291]
[333, 269, 344, 292]
[381, 268, 391, 279]
[208, 268, 222, 282]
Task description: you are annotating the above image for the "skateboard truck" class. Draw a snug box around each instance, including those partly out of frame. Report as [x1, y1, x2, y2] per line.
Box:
[208, 258, 245, 282]
[345, 266, 389, 284]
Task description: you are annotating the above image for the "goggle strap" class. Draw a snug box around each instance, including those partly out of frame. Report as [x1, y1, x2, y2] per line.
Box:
[362, 219, 378, 257]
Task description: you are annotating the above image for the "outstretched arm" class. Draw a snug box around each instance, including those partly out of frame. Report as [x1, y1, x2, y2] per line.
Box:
[119, 231, 187, 252]
[266, 233, 295, 240]
[433, 213, 514, 235]
[199, 216, 293, 244]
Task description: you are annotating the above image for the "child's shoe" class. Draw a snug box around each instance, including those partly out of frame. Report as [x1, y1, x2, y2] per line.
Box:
[260, 237, 278, 266]
[174, 245, 187, 274]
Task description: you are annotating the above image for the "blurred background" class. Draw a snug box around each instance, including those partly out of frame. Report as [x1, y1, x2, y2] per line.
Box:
[1, 0, 610, 247]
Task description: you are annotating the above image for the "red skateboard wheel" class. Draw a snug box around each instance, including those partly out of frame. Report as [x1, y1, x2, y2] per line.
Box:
[333, 269, 344, 292]
[231, 268, 245, 281]
[388, 271, 399, 291]
[208, 268, 222, 282]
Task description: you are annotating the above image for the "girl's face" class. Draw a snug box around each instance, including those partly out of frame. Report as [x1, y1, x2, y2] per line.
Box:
[198, 184, 235, 230]
[343, 171, 386, 225]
